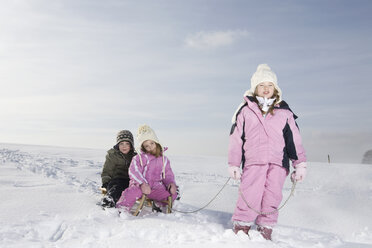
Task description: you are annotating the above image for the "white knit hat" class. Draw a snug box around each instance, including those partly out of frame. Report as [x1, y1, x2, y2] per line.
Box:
[245, 64, 282, 101]
[136, 124, 160, 150]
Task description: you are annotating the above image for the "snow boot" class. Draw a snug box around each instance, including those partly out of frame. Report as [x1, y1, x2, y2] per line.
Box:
[257, 226, 272, 240]
[101, 196, 115, 208]
[175, 186, 181, 200]
[151, 201, 162, 213]
[233, 224, 251, 235]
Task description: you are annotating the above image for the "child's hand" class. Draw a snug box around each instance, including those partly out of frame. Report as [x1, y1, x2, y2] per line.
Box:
[228, 166, 241, 180]
[140, 183, 151, 194]
[168, 183, 177, 195]
[291, 162, 307, 182]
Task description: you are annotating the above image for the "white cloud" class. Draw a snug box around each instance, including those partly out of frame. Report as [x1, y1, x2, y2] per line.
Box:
[185, 30, 249, 50]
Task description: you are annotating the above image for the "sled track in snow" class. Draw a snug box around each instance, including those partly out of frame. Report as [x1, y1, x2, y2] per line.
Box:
[0, 148, 101, 195]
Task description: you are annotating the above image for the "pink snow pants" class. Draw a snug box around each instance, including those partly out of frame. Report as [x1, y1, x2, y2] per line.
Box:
[232, 163, 287, 227]
[116, 183, 177, 209]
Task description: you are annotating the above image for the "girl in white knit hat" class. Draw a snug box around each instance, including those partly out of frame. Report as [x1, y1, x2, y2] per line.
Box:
[228, 64, 307, 240]
[116, 124, 178, 212]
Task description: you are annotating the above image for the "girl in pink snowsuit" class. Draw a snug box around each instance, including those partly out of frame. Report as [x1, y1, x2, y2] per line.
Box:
[116, 124, 177, 211]
[228, 64, 307, 240]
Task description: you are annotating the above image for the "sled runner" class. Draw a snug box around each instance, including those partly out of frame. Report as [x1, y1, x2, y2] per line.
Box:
[132, 194, 173, 216]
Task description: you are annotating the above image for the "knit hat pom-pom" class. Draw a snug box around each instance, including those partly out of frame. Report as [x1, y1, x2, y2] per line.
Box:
[256, 63, 272, 72]
[137, 124, 151, 136]
[136, 124, 161, 150]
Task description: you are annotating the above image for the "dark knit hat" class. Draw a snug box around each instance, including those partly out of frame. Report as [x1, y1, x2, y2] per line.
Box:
[116, 130, 134, 148]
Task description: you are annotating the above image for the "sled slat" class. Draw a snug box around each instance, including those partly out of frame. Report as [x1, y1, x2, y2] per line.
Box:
[132, 194, 173, 216]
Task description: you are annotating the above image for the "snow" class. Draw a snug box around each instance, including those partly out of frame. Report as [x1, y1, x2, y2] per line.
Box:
[0, 143, 372, 248]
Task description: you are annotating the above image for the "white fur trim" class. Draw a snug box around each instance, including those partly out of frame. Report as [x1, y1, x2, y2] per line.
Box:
[233, 221, 254, 227]
[256, 96, 275, 112]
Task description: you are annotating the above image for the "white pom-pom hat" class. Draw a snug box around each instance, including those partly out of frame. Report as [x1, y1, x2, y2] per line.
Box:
[136, 124, 160, 150]
[245, 64, 282, 102]
[136, 124, 167, 178]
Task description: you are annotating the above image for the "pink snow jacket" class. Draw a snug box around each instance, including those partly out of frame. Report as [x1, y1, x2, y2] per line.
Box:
[228, 96, 306, 171]
[128, 148, 176, 188]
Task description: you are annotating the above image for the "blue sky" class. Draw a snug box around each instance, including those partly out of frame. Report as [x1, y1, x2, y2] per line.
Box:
[1, 0, 371, 163]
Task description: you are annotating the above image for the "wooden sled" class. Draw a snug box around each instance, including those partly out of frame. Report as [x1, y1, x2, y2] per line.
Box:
[132, 194, 173, 216]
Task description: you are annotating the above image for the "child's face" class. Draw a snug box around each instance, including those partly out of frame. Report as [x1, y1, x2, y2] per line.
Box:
[118, 141, 131, 154]
[143, 140, 157, 153]
[255, 82, 275, 98]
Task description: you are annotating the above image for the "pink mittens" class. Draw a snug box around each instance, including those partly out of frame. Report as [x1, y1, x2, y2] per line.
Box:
[228, 166, 241, 180]
[140, 183, 151, 194]
[291, 162, 307, 182]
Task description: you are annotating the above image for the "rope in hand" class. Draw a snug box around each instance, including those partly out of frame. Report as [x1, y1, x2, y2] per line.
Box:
[171, 177, 296, 215]
[171, 177, 231, 214]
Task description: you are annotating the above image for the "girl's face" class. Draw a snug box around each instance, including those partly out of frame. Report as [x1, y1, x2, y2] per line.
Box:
[255, 82, 275, 98]
[142, 140, 157, 154]
[118, 141, 131, 154]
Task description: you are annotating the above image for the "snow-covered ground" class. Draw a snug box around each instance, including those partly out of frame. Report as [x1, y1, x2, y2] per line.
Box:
[0, 143, 371, 248]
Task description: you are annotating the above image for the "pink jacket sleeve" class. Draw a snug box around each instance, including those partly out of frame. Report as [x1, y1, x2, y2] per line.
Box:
[128, 154, 148, 185]
[287, 114, 307, 167]
[228, 109, 245, 167]
[161, 156, 176, 187]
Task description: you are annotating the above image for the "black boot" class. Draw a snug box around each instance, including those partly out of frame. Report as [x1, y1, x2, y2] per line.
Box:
[101, 196, 115, 208]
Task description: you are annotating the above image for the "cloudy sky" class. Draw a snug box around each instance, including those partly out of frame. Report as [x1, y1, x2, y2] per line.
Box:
[1, 0, 371, 163]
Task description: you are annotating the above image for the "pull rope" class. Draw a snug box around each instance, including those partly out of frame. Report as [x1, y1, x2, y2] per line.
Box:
[171, 177, 231, 214]
[128, 152, 296, 215]
[171, 178, 296, 215]
[239, 180, 297, 215]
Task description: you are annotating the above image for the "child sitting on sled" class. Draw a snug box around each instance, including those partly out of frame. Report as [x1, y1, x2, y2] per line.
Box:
[101, 130, 137, 207]
[116, 124, 178, 212]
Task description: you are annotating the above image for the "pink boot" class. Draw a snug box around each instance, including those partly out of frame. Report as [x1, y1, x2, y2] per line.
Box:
[233, 224, 251, 235]
[257, 226, 272, 240]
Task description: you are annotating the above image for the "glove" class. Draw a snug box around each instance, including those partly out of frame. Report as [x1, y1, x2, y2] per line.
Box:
[140, 183, 151, 195]
[291, 162, 307, 182]
[167, 183, 177, 195]
[100, 183, 108, 194]
[228, 166, 241, 180]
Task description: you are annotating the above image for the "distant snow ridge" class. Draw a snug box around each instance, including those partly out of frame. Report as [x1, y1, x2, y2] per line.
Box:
[0, 148, 101, 194]
[362, 150, 372, 164]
